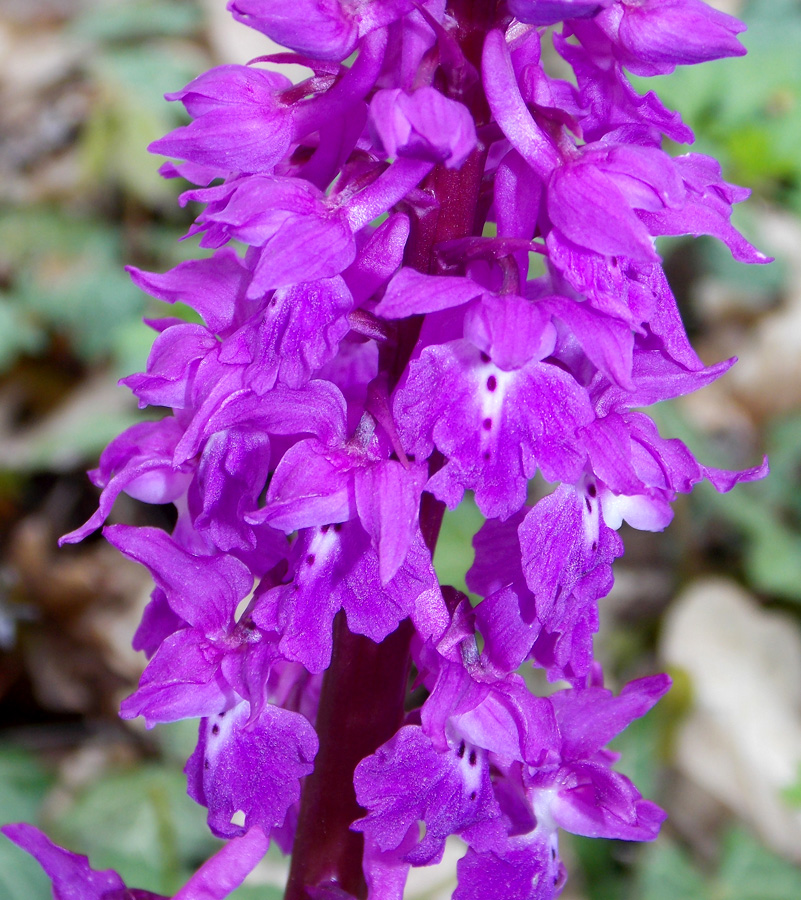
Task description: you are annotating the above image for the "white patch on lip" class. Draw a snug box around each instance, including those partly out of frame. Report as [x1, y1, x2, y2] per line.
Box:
[304, 524, 340, 569]
[205, 701, 248, 766]
[476, 359, 514, 458]
[454, 740, 485, 797]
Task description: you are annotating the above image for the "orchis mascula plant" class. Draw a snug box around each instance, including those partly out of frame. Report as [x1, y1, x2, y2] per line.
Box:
[3, 1, 770, 898]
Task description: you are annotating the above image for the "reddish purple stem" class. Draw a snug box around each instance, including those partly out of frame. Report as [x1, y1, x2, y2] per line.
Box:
[284, 3, 501, 897]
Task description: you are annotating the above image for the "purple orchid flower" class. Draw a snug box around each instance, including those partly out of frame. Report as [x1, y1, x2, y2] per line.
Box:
[7, 2, 770, 899]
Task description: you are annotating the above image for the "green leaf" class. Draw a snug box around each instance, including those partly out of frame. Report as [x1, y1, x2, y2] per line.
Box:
[0, 295, 45, 374]
[0, 745, 54, 825]
[634, 839, 708, 900]
[81, 44, 207, 206]
[433, 496, 485, 599]
[51, 764, 217, 896]
[70, 0, 202, 42]
[0, 208, 145, 364]
[0, 840, 52, 900]
[0, 745, 55, 900]
[569, 835, 631, 900]
[716, 827, 801, 900]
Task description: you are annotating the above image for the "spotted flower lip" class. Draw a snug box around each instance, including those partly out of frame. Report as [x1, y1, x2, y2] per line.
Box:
[10, 2, 771, 899]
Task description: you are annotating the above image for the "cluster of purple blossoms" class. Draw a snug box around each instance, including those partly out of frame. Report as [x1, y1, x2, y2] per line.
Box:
[4, 1, 770, 899]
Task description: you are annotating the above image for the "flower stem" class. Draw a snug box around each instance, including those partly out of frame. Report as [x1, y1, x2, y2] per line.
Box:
[284, 611, 414, 899]
[283, 4, 499, 897]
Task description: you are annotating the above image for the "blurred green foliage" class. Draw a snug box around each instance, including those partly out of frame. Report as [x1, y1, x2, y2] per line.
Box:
[0, 747, 54, 900]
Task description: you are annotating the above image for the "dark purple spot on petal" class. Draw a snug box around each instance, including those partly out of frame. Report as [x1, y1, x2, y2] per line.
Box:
[333, 523, 343, 533]
[470, 791, 477, 801]
[482, 418, 492, 431]
[211, 723, 220, 735]
[585, 498, 592, 513]
[486, 375, 497, 392]
[321, 524, 330, 533]
[468, 750, 477, 767]
[592, 541, 598, 551]
[480, 352, 491, 363]
[204, 759, 210, 770]
[482, 450, 491, 461]
[306, 554, 316, 566]
[587, 483, 597, 498]
[457, 741, 466, 759]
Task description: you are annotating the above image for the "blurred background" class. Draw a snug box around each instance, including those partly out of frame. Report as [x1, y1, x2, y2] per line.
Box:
[1, 0, 800, 897]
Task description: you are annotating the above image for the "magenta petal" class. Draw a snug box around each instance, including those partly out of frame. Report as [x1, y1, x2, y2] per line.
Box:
[467, 510, 528, 598]
[119, 628, 232, 725]
[551, 763, 666, 840]
[354, 460, 427, 583]
[638, 154, 771, 264]
[463, 294, 556, 370]
[126, 250, 252, 335]
[353, 725, 499, 866]
[610, 0, 746, 73]
[343, 213, 410, 306]
[541, 295, 634, 390]
[239, 276, 353, 392]
[548, 162, 658, 262]
[254, 521, 437, 672]
[397, 341, 592, 518]
[260, 439, 357, 532]
[0, 823, 130, 900]
[59, 418, 190, 545]
[704, 457, 769, 492]
[174, 377, 347, 465]
[550, 674, 671, 761]
[186, 700, 318, 839]
[509, 0, 613, 26]
[123, 324, 219, 409]
[474, 586, 540, 675]
[151, 65, 293, 175]
[173, 826, 269, 900]
[228, 0, 360, 61]
[133, 587, 185, 658]
[374, 268, 483, 319]
[482, 29, 558, 179]
[370, 87, 477, 169]
[104, 525, 253, 634]
[189, 428, 274, 552]
[518, 485, 623, 627]
[455, 840, 563, 900]
[494, 149, 543, 248]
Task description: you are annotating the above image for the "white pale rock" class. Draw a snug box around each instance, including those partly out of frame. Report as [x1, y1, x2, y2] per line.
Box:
[660, 578, 801, 860]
